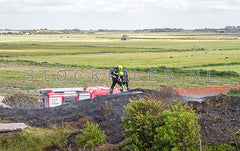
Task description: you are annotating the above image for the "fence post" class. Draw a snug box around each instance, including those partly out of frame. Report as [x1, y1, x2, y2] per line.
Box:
[199, 139, 202, 151]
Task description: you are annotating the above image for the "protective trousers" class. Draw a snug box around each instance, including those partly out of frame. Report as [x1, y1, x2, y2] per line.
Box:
[123, 81, 129, 90]
[110, 78, 123, 94]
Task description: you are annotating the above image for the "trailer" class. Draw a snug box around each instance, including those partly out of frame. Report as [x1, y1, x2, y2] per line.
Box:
[39, 87, 120, 108]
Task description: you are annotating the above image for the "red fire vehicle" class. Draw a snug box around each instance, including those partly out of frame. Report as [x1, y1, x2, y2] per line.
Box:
[39, 87, 120, 108]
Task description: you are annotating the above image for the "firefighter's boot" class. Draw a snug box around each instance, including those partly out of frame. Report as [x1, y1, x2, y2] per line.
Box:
[120, 86, 123, 93]
[110, 88, 113, 94]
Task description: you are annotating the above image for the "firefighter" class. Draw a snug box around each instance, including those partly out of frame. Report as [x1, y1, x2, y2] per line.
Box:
[110, 65, 124, 94]
[120, 69, 129, 91]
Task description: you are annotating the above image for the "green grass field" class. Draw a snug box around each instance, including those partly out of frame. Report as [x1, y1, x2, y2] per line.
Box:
[4, 50, 240, 69]
[0, 33, 240, 95]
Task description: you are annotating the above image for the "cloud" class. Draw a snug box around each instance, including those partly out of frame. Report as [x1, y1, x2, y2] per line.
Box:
[1, 0, 240, 13]
[0, 0, 74, 12]
[23, 0, 72, 5]
[200, 0, 240, 11]
[0, 0, 240, 29]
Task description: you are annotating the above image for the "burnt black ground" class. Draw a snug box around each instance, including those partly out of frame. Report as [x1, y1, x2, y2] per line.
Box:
[0, 89, 239, 146]
[0, 92, 140, 127]
[0, 90, 146, 144]
[189, 95, 240, 145]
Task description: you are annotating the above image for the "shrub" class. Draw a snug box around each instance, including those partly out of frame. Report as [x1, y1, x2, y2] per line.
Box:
[153, 100, 201, 150]
[51, 126, 70, 150]
[122, 98, 166, 150]
[0, 127, 55, 151]
[122, 98, 201, 151]
[201, 143, 237, 151]
[71, 113, 94, 130]
[2, 92, 39, 109]
[76, 121, 106, 150]
[0, 132, 42, 151]
[227, 88, 240, 96]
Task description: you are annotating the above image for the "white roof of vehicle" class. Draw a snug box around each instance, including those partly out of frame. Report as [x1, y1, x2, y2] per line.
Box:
[39, 87, 84, 93]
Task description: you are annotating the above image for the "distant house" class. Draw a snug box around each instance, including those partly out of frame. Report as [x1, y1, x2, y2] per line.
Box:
[121, 35, 130, 40]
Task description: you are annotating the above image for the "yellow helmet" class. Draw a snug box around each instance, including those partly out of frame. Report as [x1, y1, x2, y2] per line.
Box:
[119, 71, 124, 76]
[118, 65, 123, 70]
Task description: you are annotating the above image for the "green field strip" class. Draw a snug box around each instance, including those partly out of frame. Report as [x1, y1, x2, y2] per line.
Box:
[2, 50, 239, 69]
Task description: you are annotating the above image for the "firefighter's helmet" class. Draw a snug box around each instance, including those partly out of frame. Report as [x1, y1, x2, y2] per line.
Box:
[118, 65, 123, 70]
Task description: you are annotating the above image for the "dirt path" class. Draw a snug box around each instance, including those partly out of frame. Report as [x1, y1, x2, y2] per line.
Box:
[174, 85, 240, 98]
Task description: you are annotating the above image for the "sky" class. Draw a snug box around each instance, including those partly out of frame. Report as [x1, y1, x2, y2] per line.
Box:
[0, 0, 240, 30]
